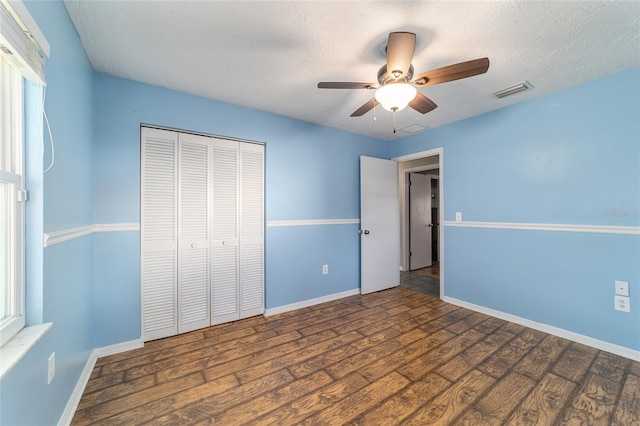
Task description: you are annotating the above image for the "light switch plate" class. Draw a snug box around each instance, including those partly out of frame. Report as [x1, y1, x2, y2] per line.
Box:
[455, 212, 462, 222]
[615, 280, 629, 296]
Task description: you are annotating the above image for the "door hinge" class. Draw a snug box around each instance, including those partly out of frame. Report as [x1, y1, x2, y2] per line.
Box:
[17, 190, 27, 202]
[409, 251, 412, 256]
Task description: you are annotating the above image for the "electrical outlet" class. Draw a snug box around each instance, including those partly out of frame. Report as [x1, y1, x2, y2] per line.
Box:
[47, 352, 55, 384]
[615, 295, 630, 313]
[322, 264, 328, 275]
[615, 280, 629, 296]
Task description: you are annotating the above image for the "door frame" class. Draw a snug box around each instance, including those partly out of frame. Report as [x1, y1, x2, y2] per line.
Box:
[408, 172, 433, 270]
[394, 148, 444, 297]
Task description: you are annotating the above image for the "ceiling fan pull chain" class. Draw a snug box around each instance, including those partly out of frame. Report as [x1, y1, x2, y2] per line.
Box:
[393, 109, 396, 133]
[373, 99, 377, 122]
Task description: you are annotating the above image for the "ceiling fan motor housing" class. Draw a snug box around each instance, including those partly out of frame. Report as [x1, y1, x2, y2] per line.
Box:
[377, 64, 414, 86]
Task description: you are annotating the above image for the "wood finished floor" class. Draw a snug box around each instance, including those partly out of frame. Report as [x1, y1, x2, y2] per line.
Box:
[72, 288, 640, 425]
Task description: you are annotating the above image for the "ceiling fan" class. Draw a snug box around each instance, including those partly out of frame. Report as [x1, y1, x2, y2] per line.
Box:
[318, 32, 489, 126]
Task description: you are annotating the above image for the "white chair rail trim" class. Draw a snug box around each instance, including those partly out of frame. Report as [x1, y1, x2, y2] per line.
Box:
[43, 223, 140, 247]
[267, 219, 360, 227]
[443, 220, 640, 235]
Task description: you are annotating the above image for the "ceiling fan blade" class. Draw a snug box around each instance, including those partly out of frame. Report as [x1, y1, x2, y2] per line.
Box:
[409, 92, 438, 114]
[412, 58, 490, 86]
[386, 32, 416, 79]
[350, 98, 376, 117]
[318, 82, 376, 89]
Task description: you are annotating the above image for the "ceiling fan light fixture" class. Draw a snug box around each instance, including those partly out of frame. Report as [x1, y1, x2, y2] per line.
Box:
[374, 83, 417, 112]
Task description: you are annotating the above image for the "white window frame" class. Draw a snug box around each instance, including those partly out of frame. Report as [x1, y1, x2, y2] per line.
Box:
[0, 55, 25, 347]
[0, 0, 47, 348]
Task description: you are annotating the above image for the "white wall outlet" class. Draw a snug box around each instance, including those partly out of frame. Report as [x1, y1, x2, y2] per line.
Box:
[322, 264, 328, 275]
[615, 295, 630, 313]
[47, 352, 55, 384]
[615, 280, 629, 296]
[455, 212, 462, 222]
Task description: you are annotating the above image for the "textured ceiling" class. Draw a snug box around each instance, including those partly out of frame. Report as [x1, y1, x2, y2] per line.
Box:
[63, 1, 640, 141]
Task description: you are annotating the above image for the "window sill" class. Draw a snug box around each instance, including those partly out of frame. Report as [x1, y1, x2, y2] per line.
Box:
[0, 322, 52, 380]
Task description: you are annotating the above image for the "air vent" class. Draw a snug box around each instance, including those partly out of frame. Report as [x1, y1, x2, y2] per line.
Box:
[398, 124, 429, 133]
[494, 81, 533, 99]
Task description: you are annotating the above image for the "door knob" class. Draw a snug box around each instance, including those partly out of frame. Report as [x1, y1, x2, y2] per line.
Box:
[360, 229, 370, 235]
[191, 243, 197, 248]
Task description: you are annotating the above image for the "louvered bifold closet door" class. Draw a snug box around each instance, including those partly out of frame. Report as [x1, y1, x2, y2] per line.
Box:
[141, 127, 178, 341]
[177, 133, 212, 333]
[239, 143, 264, 318]
[211, 139, 240, 325]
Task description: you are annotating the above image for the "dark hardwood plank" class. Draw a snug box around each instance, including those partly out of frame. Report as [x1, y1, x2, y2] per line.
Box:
[404, 369, 496, 425]
[562, 373, 621, 425]
[513, 334, 571, 380]
[506, 372, 577, 425]
[361, 328, 456, 382]
[614, 373, 640, 425]
[552, 342, 599, 383]
[396, 329, 486, 381]
[98, 374, 238, 425]
[72, 371, 205, 425]
[351, 372, 451, 425]
[146, 369, 293, 425]
[71, 288, 640, 426]
[478, 328, 546, 379]
[253, 373, 370, 424]
[205, 370, 333, 425]
[435, 329, 515, 382]
[288, 327, 400, 379]
[300, 372, 410, 425]
[455, 371, 536, 425]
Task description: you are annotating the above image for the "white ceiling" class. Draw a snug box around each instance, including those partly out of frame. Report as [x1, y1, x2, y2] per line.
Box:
[63, 1, 640, 141]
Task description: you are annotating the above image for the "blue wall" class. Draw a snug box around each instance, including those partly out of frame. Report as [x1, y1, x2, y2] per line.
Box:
[2, 1, 638, 424]
[390, 68, 640, 351]
[91, 73, 389, 347]
[1, 1, 95, 425]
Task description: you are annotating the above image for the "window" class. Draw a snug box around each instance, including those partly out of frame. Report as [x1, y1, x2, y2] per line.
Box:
[0, 55, 25, 346]
[0, 0, 47, 348]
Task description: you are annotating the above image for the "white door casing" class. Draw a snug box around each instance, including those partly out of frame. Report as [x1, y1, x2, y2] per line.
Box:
[409, 173, 432, 270]
[360, 156, 400, 294]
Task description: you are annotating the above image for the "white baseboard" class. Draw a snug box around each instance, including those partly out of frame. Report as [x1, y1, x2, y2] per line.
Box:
[92, 339, 143, 358]
[58, 339, 143, 426]
[442, 296, 640, 362]
[265, 289, 361, 316]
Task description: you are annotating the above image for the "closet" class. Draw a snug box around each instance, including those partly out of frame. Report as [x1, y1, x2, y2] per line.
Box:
[140, 126, 264, 342]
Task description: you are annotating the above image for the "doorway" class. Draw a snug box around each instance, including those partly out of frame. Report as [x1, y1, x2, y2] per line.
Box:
[394, 149, 443, 298]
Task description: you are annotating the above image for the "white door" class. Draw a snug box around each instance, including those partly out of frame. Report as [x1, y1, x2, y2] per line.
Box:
[239, 142, 265, 319]
[211, 138, 241, 325]
[177, 133, 212, 333]
[141, 127, 178, 341]
[360, 156, 399, 294]
[409, 173, 432, 270]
